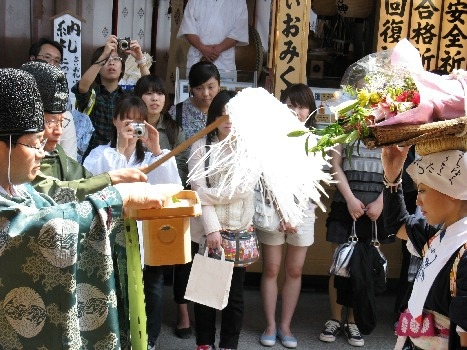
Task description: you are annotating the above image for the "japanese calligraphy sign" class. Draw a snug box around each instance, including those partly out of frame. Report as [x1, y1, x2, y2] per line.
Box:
[376, 0, 411, 52]
[53, 12, 83, 109]
[438, 0, 467, 72]
[270, 0, 311, 98]
[376, 0, 467, 72]
[410, 0, 441, 72]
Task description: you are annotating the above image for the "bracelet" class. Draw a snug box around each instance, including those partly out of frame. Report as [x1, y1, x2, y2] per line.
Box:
[383, 170, 402, 193]
[93, 58, 107, 66]
[135, 56, 147, 67]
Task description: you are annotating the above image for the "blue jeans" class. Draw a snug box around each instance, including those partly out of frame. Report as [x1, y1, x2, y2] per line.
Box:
[143, 265, 164, 344]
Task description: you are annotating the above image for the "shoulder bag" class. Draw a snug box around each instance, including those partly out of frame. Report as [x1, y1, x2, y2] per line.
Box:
[252, 179, 281, 233]
[329, 221, 358, 278]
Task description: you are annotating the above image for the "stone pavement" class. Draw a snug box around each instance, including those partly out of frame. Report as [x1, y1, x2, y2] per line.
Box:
[155, 276, 399, 350]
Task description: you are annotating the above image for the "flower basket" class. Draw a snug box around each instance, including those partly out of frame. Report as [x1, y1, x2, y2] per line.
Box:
[363, 116, 467, 147]
[290, 39, 467, 157]
[415, 135, 467, 155]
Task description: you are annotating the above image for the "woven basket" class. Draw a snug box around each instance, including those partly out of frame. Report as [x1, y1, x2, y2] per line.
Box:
[368, 117, 467, 146]
[415, 135, 467, 155]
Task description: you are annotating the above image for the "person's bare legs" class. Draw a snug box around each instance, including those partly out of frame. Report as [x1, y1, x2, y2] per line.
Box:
[347, 308, 356, 323]
[260, 244, 283, 335]
[329, 242, 343, 321]
[328, 274, 343, 321]
[279, 245, 308, 336]
[177, 303, 190, 329]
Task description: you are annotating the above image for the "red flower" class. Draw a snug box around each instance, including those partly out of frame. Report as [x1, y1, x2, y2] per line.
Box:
[412, 92, 420, 105]
[395, 91, 409, 102]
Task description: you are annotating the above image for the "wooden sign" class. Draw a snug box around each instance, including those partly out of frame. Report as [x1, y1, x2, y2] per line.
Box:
[270, 0, 311, 98]
[376, 0, 467, 72]
[438, 0, 467, 71]
[409, 0, 442, 72]
[375, 0, 411, 52]
[52, 11, 84, 109]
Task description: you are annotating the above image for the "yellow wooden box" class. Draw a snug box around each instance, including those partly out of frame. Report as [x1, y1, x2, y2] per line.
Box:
[128, 190, 202, 266]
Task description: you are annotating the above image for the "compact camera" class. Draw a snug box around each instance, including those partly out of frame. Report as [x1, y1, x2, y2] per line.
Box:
[130, 122, 147, 138]
[117, 37, 131, 51]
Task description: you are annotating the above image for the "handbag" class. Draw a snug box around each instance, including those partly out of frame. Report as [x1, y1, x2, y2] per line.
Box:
[329, 221, 358, 277]
[252, 180, 281, 233]
[220, 228, 260, 267]
[184, 247, 234, 310]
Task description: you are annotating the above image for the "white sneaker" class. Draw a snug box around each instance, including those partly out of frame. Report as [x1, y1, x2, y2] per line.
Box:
[344, 322, 364, 347]
[319, 319, 341, 342]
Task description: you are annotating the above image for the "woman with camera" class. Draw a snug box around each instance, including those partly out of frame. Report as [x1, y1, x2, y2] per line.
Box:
[72, 34, 150, 160]
[83, 94, 180, 186]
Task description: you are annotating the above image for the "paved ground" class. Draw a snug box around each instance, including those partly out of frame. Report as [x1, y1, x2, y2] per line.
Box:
[155, 275, 400, 349]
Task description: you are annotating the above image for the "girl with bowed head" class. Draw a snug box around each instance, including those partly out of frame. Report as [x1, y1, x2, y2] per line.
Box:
[280, 83, 317, 129]
[169, 61, 222, 140]
[382, 145, 467, 350]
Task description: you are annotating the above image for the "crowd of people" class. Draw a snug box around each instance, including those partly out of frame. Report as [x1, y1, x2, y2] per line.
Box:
[0, 24, 466, 350]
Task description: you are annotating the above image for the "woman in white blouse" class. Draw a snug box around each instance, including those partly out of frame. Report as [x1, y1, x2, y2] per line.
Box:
[83, 95, 181, 187]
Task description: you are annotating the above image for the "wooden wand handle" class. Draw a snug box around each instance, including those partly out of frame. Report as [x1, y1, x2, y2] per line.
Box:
[142, 115, 228, 174]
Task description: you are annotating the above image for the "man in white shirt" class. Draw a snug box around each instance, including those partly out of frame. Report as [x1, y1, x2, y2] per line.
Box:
[177, 0, 249, 79]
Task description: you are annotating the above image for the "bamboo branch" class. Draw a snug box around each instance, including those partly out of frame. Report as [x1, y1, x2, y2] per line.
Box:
[142, 115, 228, 174]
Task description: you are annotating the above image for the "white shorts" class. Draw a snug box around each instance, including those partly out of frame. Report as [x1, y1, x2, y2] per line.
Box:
[256, 207, 316, 247]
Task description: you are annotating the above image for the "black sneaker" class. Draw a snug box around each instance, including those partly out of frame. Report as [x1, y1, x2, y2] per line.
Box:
[344, 322, 364, 347]
[319, 319, 341, 342]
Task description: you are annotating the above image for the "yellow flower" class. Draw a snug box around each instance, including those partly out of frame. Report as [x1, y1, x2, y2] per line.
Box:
[369, 92, 381, 105]
[357, 89, 370, 106]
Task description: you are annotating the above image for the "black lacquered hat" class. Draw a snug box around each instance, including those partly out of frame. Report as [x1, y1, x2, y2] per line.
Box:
[20, 61, 68, 113]
[0, 68, 44, 136]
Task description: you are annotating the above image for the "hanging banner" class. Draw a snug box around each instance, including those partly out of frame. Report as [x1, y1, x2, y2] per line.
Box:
[409, 0, 442, 72]
[437, 0, 467, 71]
[53, 12, 83, 110]
[376, 0, 411, 52]
[271, 0, 310, 98]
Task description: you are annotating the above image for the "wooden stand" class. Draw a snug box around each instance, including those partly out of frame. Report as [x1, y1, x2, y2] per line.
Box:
[128, 190, 202, 266]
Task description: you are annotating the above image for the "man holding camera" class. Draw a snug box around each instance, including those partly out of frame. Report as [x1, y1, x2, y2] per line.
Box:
[72, 34, 150, 161]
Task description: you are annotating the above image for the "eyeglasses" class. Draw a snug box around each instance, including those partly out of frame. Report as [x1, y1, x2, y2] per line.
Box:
[45, 118, 70, 129]
[106, 56, 123, 64]
[14, 138, 48, 152]
[36, 54, 63, 66]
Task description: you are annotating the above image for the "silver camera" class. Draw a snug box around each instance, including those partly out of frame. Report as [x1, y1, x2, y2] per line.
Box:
[130, 122, 147, 138]
[117, 37, 131, 51]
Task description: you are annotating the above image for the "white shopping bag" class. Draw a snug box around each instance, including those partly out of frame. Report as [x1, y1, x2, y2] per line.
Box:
[184, 247, 234, 310]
